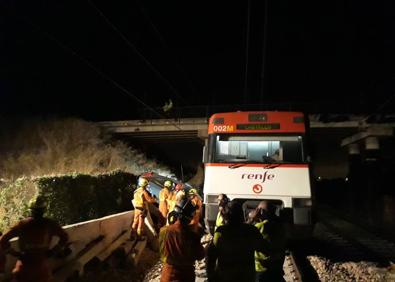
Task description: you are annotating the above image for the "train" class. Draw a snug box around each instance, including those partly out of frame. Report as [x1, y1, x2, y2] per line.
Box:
[202, 111, 314, 238]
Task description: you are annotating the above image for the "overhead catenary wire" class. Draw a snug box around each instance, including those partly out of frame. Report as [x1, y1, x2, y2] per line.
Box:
[86, 0, 188, 105]
[17, 16, 183, 131]
[362, 79, 395, 123]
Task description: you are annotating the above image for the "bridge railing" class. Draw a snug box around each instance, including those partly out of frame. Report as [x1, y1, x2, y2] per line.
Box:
[134, 103, 384, 120]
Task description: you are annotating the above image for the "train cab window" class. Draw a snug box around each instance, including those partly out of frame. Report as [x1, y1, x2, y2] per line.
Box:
[213, 135, 305, 163]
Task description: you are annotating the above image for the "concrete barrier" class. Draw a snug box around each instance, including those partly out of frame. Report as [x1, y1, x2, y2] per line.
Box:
[2, 211, 137, 281]
[2, 206, 161, 281]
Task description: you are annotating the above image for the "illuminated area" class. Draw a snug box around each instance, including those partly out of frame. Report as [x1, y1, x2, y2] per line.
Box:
[213, 135, 305, 163]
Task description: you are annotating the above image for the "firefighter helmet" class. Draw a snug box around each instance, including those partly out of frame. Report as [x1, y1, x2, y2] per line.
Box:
[138, 177, 149, 187]
[188, 188, 198, 196]
[164, 180, 172, 188]
[174, 196, 196, 221]
[28, 196, 46, 211]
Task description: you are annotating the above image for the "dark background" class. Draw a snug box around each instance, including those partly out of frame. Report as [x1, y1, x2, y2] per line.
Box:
[1, 0, 394, 120]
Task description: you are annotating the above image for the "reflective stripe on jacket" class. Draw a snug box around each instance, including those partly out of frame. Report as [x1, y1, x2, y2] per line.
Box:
[215, 212, 224, 232]
[254, 218, 286, 273]
[132, 187, 155, 209]
[254, 220, 270, 272]
[159, 188, 170, 217]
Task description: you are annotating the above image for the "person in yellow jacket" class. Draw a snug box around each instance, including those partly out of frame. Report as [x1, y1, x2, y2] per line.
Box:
[207, 200, 269, 282]
[167, 183, 185, 224]
[188, 188, 203, 232]
[215, 194, 229, 231]
[252, 201, 286, 282]
[159, 180, 173, 221]
[131, 177, 156, 239]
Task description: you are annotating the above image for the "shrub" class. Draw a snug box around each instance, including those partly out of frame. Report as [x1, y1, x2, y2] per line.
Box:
[0, 118, 171, 180]
[0, 171, 136, 231]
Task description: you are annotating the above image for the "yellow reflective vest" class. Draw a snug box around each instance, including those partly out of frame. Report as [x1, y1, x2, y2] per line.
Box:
[132, 187, 155, 209]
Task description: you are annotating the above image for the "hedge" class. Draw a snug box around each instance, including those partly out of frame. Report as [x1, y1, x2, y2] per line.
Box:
[0, 171, 136, 231]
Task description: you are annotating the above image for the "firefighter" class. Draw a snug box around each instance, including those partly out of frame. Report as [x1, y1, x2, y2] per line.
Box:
[159, 195, 205, 282]
[215, 193, 229, 231]
[0, 196, 69, 282]
[159, 180, 173, 220]
[207, 200, 269, 282]
[167, 182, 185, 219]
[131, 177, 156, 240]
[253, 201, 286, 282]
[188, 188, 203, 231]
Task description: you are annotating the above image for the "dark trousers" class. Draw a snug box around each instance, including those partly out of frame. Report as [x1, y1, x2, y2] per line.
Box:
[255, 269, 285, 282]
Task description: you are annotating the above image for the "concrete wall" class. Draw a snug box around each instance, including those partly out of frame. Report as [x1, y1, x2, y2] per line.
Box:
[3, 211, 134, 279]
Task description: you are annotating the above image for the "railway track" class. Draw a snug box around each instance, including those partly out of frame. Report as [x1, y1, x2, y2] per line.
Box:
[284, 253, 303, 281]
[27, 207, 391, 282]
[303, 209, 395, 281]
[317, 210, 395, 264]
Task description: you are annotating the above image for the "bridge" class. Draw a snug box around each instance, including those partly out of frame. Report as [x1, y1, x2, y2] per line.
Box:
[98, 114, 395, 179]
[98, 114, 395, 141]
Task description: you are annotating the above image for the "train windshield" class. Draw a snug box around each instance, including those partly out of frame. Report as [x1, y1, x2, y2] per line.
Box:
[212, 135, 305, 163]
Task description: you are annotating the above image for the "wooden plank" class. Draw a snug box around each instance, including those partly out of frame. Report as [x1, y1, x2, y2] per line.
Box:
[96, 231, 129, 261]
[130, 239, 147, 267]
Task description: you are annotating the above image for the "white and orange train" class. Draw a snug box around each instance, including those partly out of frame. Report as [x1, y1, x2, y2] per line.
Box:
[202, 111, 314, 237]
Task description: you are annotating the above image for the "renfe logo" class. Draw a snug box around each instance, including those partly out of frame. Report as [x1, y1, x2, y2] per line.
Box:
[252, 184, 263, 194]
[241, 171, 275, 183]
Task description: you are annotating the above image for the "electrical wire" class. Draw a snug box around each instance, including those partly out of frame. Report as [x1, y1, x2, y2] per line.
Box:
[362, 79, 395, 123]
[86, 0, 188, 105]
[17, 16, 183, 130]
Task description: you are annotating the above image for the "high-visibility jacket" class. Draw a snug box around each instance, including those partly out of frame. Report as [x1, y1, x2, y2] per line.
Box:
[215, 212, 225, 232]
[254, 220, 270, 272]
[132, 187, 155, 209]
[207, 223, 269, 282]
[167, 189, 185, 215]
[254, 218, 286, 273]
[159, 221, 205, 282]
[159, 187, 171, 218]
[190, 195, 202, 226]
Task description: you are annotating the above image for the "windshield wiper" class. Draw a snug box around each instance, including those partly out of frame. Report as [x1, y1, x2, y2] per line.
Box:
[227, 161, 256, 169]
[227, 161, 285, 169]
[262, 163, 281, 169]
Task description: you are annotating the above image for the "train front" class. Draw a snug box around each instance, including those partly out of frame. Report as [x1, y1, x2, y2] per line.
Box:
[203, 111, 313, 237]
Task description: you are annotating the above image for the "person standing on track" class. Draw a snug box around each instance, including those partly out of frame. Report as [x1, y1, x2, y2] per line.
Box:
[251, 201, 286, 282]
[207, 200, 269, 282]
[159, 180, 173, 223]
[131, 177, 157, 240]
[215, 194, 230, 231]
[159, 195, 205, 282]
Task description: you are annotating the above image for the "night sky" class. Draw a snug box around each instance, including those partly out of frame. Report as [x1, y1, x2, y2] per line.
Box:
[1, 1, 394, 120]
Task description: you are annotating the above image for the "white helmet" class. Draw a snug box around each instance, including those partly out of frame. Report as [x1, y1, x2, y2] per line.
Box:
[138, 177, 149, 187]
